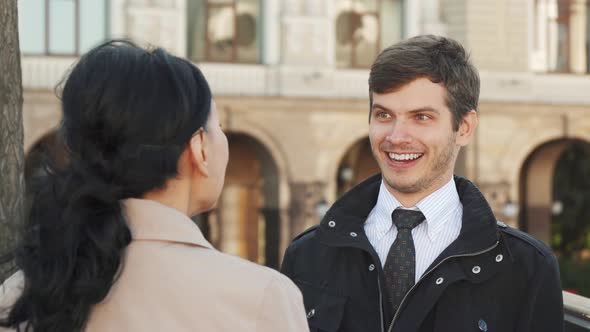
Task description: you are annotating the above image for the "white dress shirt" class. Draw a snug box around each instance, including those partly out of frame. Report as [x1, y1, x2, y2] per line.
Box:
[364, 178, 463, 282]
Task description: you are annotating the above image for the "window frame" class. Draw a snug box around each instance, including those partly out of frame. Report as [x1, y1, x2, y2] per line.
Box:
[534, 0, 590, 74]
[21, 0, 109, 57]
[335, 0, 384, 69]
[201, 0, 259, 64]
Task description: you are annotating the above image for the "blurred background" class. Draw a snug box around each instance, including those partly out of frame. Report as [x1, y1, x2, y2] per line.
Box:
[17, 0, 590, 297]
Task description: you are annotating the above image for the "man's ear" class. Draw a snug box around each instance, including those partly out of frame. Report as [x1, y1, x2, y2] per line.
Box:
[456, 110, 478, 146]
[189, 129, 209, 177]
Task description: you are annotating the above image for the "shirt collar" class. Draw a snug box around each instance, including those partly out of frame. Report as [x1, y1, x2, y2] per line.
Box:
[365, 181, 404, 239]
[122, 198, 213, 249]
[366, 178, 461, 241]
[415, 178, 461, 241]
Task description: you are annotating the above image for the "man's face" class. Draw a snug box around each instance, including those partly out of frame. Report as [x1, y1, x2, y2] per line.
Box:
[369, 78, 475, 205]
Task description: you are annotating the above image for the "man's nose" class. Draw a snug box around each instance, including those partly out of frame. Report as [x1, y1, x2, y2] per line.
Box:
[386, 120, 413, 145]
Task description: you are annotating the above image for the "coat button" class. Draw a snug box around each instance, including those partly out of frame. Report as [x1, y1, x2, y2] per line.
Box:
[307, 308, 315, 319]
[478, 319, 488, 331]
[435, 277, 444, 285]
[495, 254, 503, 262]
[472, 266, 481, 274]
[328, 221, 336, 227]
[368, 264, 375, 271]
[349, 232, 357, 237]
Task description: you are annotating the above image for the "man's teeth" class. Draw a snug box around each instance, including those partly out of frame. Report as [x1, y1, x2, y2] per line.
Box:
[388, 153, 422, 161]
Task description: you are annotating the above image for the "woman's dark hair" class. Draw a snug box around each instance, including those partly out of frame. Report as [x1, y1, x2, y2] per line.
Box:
[0, 40, 212, 331]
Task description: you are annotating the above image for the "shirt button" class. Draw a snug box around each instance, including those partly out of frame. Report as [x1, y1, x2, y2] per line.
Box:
[495, 254, 503, 262]
[478, 319, 488, 331]
[472, 266, 481, 274]
[435, 277, 444, 285]
[368, 264, 375, 271]
[349, 232, 357, 237]
[328, 221, 336, 227]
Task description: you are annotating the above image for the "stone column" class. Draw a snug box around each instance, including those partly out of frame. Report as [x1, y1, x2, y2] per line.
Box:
[263, 0, 280, 65]
[283, 0, 302, 15]
[280, 0, 332, 66]
[404, 0, 422, 37]
[261, 207, 281, 269]
[569, 1, 587, 73]
[289, 181, 327, 237]
[304, 0, 325, 16]
[421, 0, 447, 35]
[109, 0, 126, 38]
[124, 0, 184, 55]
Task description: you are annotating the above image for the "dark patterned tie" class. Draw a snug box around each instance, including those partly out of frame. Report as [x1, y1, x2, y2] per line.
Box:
[383, 209, 425, 313]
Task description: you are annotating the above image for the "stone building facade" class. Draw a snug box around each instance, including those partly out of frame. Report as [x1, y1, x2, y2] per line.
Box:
[18, 0, 590, 268]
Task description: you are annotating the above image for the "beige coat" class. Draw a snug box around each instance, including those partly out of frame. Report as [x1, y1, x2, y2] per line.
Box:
[0, 199, 308, 331]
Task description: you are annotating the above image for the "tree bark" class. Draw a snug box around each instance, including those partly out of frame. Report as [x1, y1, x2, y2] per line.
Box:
[0, 0, 24, 282]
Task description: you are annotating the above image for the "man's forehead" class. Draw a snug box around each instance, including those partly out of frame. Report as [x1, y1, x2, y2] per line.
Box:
[371, 89, 449, 114]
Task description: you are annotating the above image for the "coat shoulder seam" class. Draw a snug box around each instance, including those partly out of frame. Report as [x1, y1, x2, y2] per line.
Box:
[499, 226, 553, 257]
[292, 224, 319, 243]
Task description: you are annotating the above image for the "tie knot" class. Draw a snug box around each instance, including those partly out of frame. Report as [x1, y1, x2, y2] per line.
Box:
[391, 209, 425, 230]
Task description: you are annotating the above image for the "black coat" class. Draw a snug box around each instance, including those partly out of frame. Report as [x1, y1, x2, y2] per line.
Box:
[281, 175, 564, 332]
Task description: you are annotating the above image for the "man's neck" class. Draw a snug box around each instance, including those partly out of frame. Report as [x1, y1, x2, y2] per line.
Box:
[384, 176, 454, 208]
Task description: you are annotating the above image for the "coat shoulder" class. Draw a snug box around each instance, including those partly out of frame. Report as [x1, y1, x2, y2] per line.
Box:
[290, 225, 320, 245]
[283, 225, 321, 262]
[498, 221, 555, 259]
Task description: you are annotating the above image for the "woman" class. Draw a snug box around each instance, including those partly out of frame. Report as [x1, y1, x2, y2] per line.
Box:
[0, 40, 308, 332]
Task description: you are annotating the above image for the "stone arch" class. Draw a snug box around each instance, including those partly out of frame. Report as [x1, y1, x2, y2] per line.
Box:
[209, 132, 285, 269]
[224, 121, 292, 258]
[518, 138, 590, 245]
[324, 130, 370, 201]
[335, 136, 379, 198]
[509, 133, 590, 195]
[227, 121, 290, 205]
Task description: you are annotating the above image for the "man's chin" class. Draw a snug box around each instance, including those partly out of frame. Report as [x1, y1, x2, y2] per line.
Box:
[383, 177, 422, 195]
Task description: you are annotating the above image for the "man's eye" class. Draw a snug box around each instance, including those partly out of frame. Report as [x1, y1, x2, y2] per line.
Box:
[416, 114, 430, 121]
[376, 112, 391, 119]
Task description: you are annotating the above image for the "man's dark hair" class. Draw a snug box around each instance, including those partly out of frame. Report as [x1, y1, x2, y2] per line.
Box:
[369, 35, 480, 131]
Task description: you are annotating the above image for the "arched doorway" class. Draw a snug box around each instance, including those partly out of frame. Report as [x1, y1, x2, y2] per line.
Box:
[336, 137, 379, 197]
[520, 138, 590, 297]
[549, 141, 590, 257]
[212, 133, 281, 268]
[519, 139, 590, 248]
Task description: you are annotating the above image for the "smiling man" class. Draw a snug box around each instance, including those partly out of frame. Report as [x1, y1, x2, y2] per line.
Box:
[281, 35, 564, 332]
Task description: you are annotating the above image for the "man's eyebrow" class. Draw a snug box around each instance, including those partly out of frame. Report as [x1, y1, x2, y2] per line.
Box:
[408, 107, 440, 115]
[371, 103, 393, 112]
[371, 104, 441, 114]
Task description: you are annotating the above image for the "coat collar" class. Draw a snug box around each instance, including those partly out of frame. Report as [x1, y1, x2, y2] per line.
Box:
[316, 174, 499, 255]
[122, 198, 214, 249]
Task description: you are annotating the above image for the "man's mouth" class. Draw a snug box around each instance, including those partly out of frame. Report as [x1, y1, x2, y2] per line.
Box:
[387, 152, 424, 162]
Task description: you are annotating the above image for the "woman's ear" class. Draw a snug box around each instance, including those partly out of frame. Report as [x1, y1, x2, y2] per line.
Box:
[189, 129, 209, 177]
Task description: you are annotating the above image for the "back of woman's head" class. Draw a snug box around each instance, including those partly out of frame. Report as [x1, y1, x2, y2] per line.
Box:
[0, 40, 212, 331]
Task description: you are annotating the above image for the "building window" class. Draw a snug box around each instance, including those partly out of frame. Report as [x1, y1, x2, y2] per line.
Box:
[188, 0, 260, 63]
[534, 0, 590, 73]
[335, 0, 403, 68]
[18, 0, 108, 56]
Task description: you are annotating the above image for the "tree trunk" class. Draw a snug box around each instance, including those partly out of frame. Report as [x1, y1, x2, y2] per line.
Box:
[0, 0, 24, 282]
